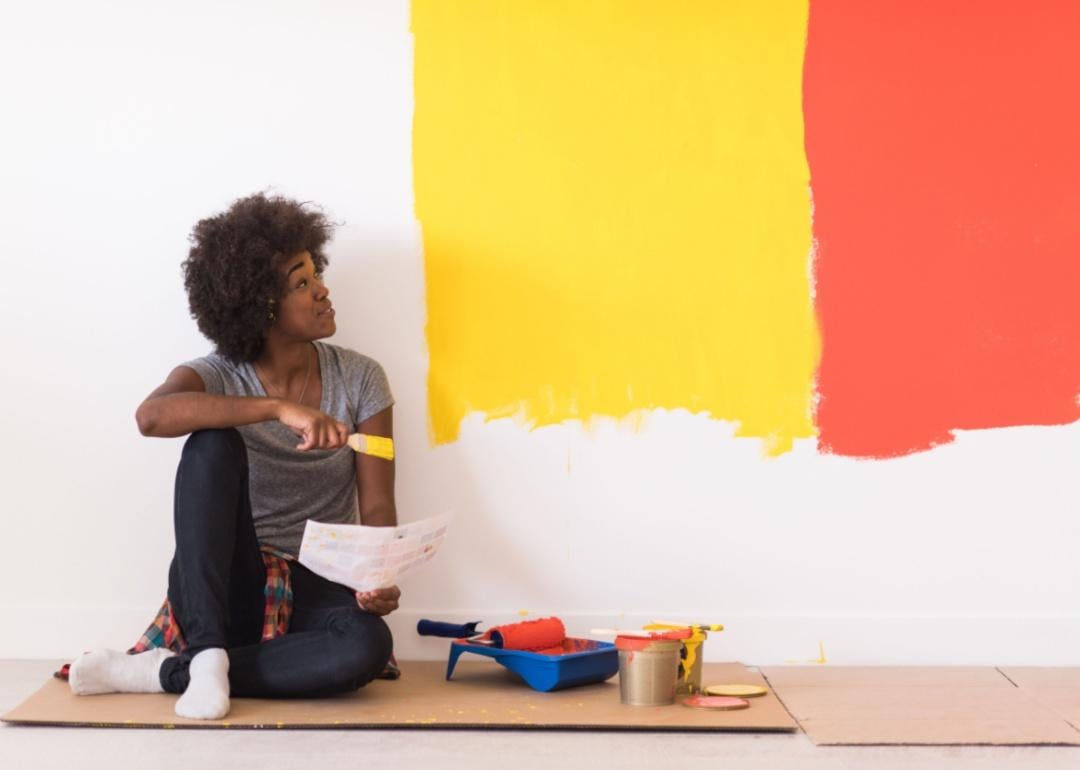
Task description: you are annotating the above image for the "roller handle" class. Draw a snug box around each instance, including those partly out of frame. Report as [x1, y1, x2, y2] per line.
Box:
[417, 619, 482, 638]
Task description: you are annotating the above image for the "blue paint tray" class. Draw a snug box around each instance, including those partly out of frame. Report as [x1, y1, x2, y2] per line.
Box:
[446, 638, 618, 692]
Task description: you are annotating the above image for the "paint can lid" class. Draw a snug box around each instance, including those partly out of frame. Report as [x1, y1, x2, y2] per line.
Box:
[703, 684, 769, 698]
[681, 695, 750, 710]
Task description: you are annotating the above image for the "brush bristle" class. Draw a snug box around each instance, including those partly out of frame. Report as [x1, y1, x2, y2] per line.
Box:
[347, 433, 395, 460]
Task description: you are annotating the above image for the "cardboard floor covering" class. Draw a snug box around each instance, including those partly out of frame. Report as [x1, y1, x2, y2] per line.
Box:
[1000, 667, 1080, 733]
[761, 666, 1080, 746]
[2, 660, 797, 732]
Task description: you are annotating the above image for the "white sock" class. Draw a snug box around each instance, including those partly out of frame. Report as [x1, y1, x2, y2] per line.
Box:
[68, 648, 175, 695]
[174, 648, 230, 720]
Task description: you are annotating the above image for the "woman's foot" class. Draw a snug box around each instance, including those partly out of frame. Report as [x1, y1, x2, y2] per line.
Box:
[174, 648, 230, 720]
[68, 648, 175, 695]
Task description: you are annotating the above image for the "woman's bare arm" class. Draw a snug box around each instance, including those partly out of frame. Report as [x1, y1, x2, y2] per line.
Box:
[356, 405, 396, 527]
[354, 404, 400, 615]
[135, 365, 282, 437]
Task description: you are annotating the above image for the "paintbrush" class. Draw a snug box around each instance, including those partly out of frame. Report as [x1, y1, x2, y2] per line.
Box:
[347, 433, 395, 460]
[647, 621, 724, 632]
[590, 628, 693, 639]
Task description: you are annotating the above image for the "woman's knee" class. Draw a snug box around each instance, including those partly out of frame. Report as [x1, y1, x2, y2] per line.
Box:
[181, 429, 246, 469]
[327, 608, 393, 690]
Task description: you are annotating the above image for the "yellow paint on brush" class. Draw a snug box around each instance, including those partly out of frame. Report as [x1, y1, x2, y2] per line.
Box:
[348, 433, 395, 461]
[414, 0, 818, 455]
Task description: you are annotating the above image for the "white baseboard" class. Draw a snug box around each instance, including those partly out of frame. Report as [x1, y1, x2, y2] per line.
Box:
[6, 606, 1079, 666]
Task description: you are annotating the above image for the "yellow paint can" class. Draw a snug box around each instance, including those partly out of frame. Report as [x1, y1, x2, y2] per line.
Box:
[643, 622, 723, 694]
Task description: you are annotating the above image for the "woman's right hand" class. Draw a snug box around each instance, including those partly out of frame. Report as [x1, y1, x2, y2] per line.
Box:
[276, 401, 350, 451]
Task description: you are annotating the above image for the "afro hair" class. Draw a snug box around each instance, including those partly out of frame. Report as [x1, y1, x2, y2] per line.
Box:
[182, 193, 333, 362]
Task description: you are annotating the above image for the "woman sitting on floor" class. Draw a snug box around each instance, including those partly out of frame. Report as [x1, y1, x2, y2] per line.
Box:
[68, 193, 400, 720]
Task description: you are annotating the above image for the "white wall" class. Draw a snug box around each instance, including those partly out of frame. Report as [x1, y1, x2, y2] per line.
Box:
[2, 1, 1078, 665]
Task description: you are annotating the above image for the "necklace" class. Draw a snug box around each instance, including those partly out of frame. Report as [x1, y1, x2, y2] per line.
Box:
[255, 346, 313, 404]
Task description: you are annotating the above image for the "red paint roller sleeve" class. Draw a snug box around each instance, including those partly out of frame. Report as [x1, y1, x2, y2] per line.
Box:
[487, 617, 566, 652]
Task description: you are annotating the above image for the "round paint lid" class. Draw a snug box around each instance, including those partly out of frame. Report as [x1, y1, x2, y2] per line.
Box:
[704, 684, 769, 698]
[681, 695, 750, 711]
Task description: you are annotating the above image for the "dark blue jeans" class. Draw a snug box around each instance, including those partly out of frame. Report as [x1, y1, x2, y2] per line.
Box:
[159, 429, 392, 698]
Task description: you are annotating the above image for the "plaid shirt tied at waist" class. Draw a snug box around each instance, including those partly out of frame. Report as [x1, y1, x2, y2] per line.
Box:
[57, 546, 399, 681]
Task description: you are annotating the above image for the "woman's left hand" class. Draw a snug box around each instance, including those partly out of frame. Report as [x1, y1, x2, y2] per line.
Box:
[356, 585, 401, 616]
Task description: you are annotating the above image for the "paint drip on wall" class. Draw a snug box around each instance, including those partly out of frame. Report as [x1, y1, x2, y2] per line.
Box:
[413, 0, 819, 456]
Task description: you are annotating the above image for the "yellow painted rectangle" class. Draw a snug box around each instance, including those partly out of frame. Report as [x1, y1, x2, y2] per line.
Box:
[413, 0, 818, 454]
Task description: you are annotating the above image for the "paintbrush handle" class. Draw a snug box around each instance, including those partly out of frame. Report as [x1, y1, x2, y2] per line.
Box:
[590, 628, 667, 637]
[649, 621, 724, 631]
[592, 627, 695, 641]
[417, 619, 482, 638]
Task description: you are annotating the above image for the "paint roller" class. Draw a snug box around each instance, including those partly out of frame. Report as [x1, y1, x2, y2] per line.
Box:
[483, 617, 567, 652]
[418, 617, 568, 652]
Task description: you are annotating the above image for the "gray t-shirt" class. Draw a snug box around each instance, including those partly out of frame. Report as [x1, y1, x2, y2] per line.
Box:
[182, 341, 394, 556]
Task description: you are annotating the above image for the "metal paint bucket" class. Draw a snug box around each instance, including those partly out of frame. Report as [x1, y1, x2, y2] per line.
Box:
[615, 636, 682, 706]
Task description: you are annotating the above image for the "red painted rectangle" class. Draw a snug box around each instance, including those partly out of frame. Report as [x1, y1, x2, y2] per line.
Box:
[807, 2, 1080, 457]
